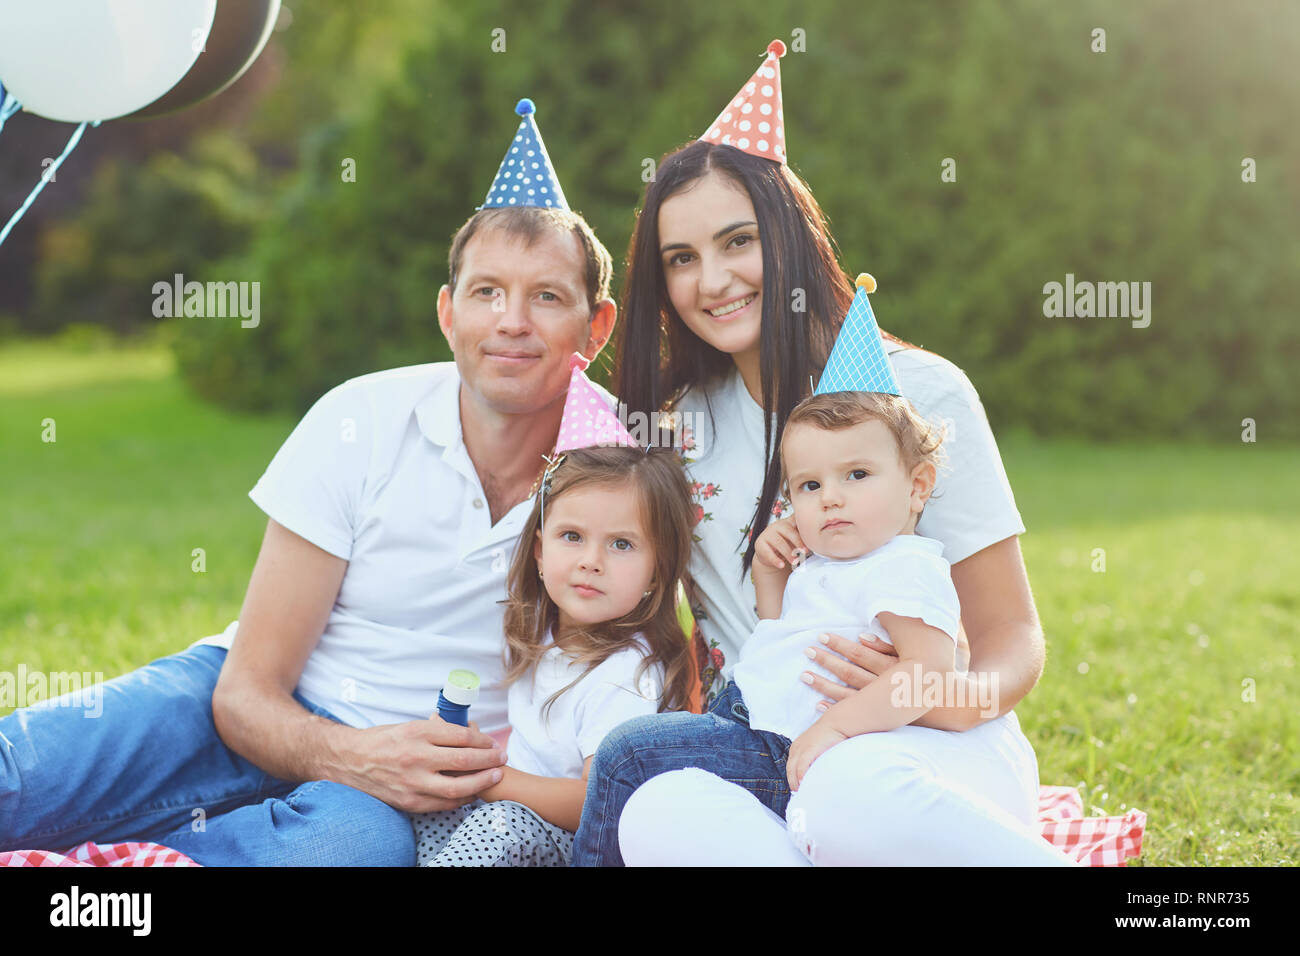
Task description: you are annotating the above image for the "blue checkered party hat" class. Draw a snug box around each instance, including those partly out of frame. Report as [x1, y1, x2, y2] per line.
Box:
[814, 274, 902, 396]
[479, 98, 569, 210]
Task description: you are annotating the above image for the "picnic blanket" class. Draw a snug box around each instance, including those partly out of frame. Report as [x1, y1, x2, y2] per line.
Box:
[0, 840, 200, 867]
[1037, 785, 1146, 866]
[0, 784, 1145, 867]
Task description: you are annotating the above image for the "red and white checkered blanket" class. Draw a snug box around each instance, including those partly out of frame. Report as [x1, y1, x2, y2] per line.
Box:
[0, 784, 1145, 867]
[1036, 785, 1146, 866]
[0, 840, 200, 867]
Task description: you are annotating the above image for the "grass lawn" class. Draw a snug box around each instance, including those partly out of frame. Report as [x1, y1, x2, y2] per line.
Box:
[1, 336, 1296, 865]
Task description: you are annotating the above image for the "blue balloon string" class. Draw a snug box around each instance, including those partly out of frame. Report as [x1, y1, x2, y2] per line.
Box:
[0, 108, 99, 250]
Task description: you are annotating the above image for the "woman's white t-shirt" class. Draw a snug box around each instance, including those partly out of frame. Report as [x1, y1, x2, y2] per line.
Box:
[506, 632, 664, 780]
[674, 343, 1025, 692]
[734, 534, 961, 740]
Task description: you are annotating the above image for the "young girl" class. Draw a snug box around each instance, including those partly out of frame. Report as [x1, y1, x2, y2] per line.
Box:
[409, 444, 696, 866]
[574, 41, 1049, 865]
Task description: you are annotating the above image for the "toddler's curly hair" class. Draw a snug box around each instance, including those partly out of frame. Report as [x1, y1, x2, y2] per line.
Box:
[780, 392, 948, 490]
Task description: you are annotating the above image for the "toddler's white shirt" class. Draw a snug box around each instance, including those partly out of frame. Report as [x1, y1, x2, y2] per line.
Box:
[733, 534, 960, 740]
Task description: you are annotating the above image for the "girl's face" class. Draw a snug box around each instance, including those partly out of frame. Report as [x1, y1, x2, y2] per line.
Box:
[657, 170, 764, 364]
[534, 482, 657, 633]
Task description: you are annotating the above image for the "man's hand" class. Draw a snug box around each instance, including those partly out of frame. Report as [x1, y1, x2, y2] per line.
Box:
[786, 718, 849, 791]
[339, 716, 507, 814]
[214, 519, 512, 812]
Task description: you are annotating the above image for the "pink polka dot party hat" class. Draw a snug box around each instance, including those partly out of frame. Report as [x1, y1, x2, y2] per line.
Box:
[555, 353, 636, 453]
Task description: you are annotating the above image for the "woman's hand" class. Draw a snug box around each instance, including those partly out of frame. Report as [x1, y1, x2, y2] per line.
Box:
[786, 718, 849, 791]
[802, 632, 900, 710]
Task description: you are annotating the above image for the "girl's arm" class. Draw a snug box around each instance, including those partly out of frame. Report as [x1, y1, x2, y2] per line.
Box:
[477, 756, 594, 833]
[800, 536, 1045, 732]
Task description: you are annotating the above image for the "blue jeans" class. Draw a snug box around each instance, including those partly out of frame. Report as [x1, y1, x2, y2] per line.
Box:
[0, 645, 415, 866]
[571, 681, 792, 866]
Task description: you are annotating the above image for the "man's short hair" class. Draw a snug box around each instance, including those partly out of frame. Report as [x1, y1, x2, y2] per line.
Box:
[447, 206, 613, 312]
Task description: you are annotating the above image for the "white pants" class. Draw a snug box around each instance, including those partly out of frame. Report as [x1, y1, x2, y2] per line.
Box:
[618, 712, 1079, 866]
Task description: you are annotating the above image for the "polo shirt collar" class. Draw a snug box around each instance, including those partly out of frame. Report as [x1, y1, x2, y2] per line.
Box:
[413, 365, 535, 552]
[414, 365, 463, 450]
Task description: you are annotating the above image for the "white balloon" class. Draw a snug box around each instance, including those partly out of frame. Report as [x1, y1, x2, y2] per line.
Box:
[0, 0, 217, 123]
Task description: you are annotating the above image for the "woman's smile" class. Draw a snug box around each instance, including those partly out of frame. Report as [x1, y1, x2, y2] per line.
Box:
[704, 292, 758, 319]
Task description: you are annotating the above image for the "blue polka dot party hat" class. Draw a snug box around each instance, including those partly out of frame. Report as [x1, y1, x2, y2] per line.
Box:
[479, 98, 569, 210]
[815, 274, 902, 396]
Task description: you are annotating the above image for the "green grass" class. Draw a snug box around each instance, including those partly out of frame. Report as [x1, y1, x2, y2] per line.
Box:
[1008, 438, 1299, 865]
[0, 337, 293, 678]
[1, 338, 1296, 865]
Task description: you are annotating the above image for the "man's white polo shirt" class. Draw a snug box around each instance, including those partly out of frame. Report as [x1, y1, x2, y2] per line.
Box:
[192, 361, 548, 732]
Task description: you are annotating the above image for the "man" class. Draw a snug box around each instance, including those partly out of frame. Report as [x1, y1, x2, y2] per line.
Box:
[0, 104, 616, 865]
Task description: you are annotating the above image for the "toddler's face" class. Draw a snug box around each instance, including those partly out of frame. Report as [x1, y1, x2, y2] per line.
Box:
[783, 419, 932, 560]
[535, 482, 657, 633]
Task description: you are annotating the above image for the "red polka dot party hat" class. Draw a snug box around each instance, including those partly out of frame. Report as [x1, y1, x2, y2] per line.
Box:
[699, 39, 788, 164]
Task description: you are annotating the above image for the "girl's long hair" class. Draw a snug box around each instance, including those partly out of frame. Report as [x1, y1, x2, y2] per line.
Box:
[614, 140, 916, 576]
[501, 446, 696, 718]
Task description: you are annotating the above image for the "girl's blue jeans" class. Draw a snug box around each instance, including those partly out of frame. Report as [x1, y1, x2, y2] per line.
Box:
[571, 680, 792, 866]
[0, 645, 415, 866]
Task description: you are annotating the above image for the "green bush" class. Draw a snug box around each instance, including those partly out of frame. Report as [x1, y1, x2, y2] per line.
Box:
[34, 0, 1300, 436]
[30, 133, 269, 336]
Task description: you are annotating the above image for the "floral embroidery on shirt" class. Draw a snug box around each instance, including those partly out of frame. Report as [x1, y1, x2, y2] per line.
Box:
[681, 424, 723, 541]
[740, 494, 793, 544]
[682, 583, 724, 709]
[690, 600, 725, 710]
[689, 480, 722, 536]
[699, 637, 726, 711]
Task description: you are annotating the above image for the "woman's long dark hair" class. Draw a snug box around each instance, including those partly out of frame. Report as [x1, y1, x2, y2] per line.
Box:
[615, 140, 912, 575]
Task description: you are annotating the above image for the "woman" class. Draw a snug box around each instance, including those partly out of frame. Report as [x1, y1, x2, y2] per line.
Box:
[571, 50, 1051, 865]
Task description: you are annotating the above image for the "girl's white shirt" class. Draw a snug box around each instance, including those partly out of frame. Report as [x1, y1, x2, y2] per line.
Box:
[506, 630, 664, 780]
